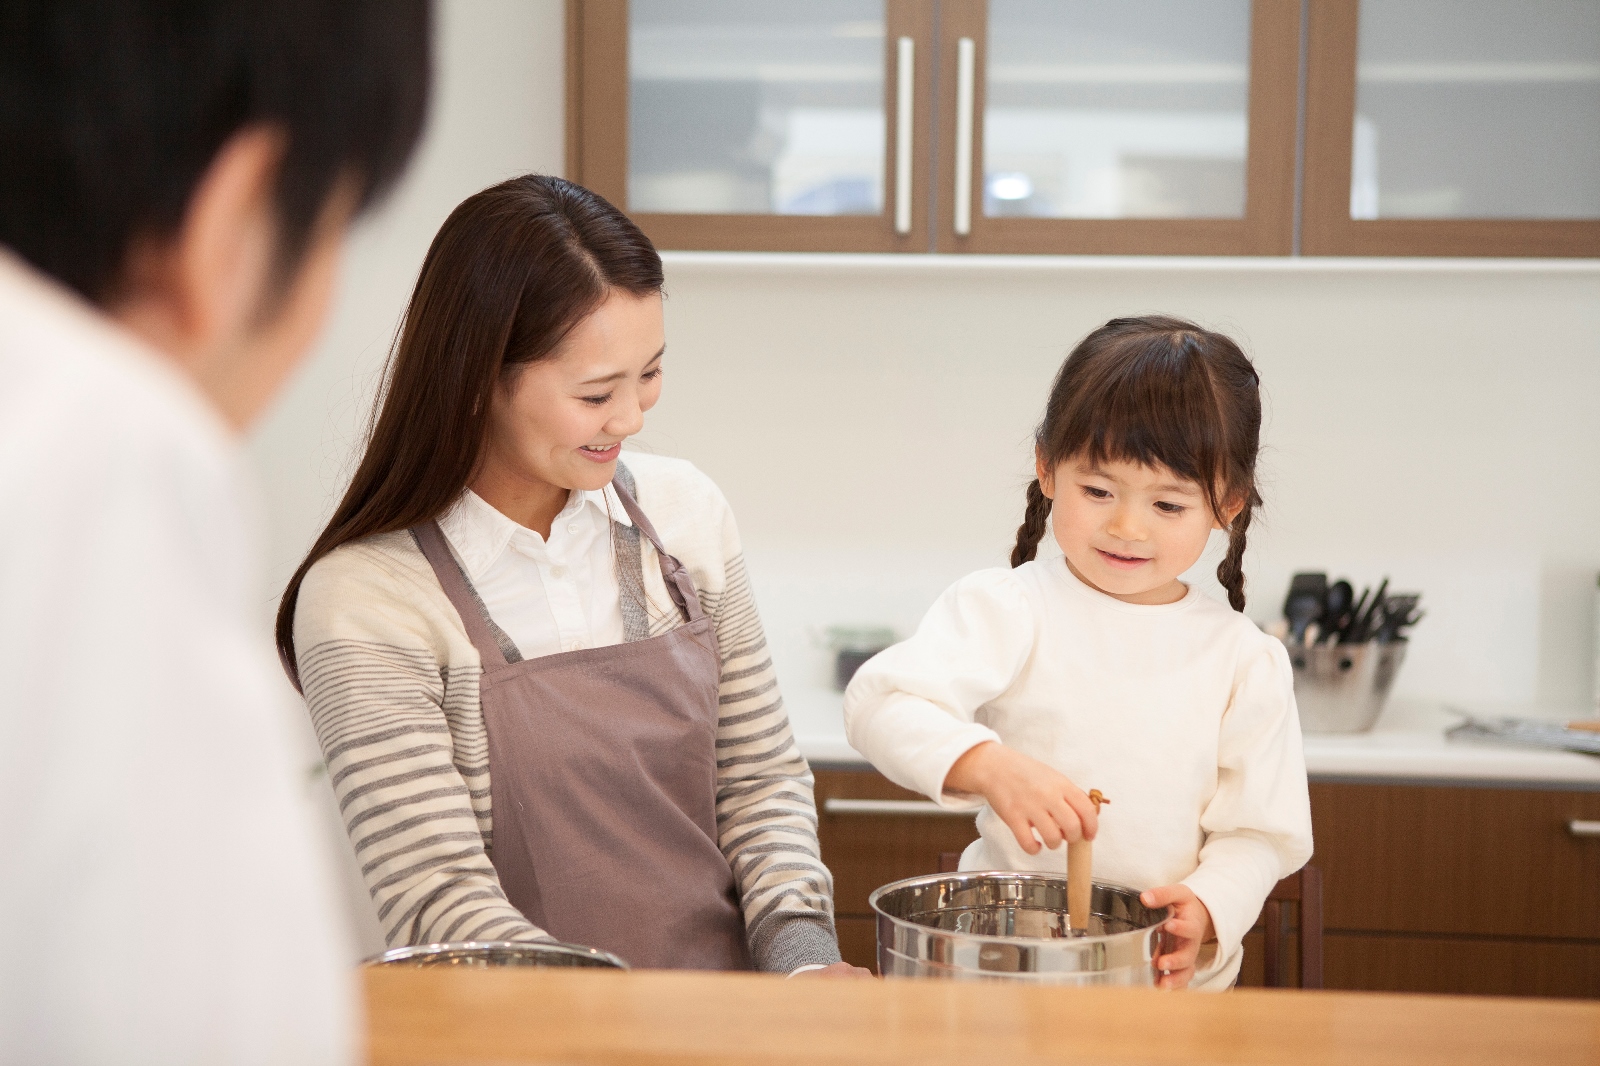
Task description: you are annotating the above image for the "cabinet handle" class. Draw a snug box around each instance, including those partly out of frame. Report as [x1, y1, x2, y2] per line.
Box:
[823, 798, 973, 817]
[953, 36, 976, 236]
[894, 36, 914, 235]
[1570, 819, 1600, 837]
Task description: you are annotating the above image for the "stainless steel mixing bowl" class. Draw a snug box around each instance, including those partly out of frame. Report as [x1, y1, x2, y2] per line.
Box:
[366, 940, 628, 969]
[870, 872, 1169, 985]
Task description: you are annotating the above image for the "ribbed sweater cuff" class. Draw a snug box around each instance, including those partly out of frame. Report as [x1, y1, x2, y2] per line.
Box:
[750, 913, 842, 973]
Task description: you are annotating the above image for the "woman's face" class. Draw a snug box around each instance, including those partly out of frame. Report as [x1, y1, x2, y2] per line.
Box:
[482, 289, 665, 498]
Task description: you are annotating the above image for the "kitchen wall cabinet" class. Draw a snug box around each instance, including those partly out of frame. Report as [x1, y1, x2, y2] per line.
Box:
[567, 0, 1600, 257]
[815, 766, 1600, 996]
[1301, 0, 1600, 256]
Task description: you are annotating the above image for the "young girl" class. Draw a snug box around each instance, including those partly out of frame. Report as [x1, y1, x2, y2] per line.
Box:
[844, 316, 1312, 990]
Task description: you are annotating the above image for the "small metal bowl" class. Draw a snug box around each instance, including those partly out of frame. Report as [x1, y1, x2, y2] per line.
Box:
[366, 940, 628, 970]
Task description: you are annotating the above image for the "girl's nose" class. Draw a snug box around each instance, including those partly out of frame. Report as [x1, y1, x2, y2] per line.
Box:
[1106, 506, 1147, 543]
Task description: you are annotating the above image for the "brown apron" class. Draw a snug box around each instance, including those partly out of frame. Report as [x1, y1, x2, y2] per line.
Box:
[411, 480, 751, 970]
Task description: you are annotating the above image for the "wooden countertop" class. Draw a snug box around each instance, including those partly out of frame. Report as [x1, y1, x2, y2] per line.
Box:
[366, 968, 1600, 1065]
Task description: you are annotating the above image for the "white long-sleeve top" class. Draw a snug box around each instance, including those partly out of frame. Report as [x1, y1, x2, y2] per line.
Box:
[843, 555, 1313, 989]
[0, 252, 356, 1059]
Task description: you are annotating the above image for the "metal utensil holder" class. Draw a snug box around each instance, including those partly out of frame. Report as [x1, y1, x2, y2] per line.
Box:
[1289, 641, 1407, 734]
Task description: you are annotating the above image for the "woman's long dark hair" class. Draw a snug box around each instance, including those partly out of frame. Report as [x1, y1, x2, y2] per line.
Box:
[1010, 315, 1263, 611]
[275, 174, 663, 685]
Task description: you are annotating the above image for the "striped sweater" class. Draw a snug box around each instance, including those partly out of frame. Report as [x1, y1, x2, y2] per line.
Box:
[293, 454, 840, 971]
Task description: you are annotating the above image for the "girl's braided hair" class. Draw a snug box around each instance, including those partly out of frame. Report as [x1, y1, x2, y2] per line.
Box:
[1011, 315, 1263, 612]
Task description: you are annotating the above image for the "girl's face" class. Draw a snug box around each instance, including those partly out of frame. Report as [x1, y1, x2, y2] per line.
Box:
[481, 289, 665, 499]
[1039, 453, 1240, 606]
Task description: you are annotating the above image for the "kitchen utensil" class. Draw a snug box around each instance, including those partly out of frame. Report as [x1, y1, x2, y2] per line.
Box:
[366, 940, 628, 969]
[871, 873, 1188, 985]
[1341, 586, 1369, 643]
[1067, 789, 1109, 933]
[1351, 577, 1389, 643]
[1289, 641, 1408, 733]
[1373, 593, 1421, 643]
[1283, 572, 1327, 644]
[1320, 580, 1354, 644]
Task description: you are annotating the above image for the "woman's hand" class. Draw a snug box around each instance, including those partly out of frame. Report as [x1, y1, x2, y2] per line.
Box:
[789, 962, 874, 979]
[1140, 883, 1215, 990]
[942, 741, 1100, 854]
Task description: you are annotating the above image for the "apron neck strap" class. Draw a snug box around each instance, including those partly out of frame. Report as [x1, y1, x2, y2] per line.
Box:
[412, 521, 512, 668]
[609, 478, 705, 626]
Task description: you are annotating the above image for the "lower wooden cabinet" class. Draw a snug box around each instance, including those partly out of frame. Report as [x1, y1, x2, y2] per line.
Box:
[1326, 933, 1600, 997]
[815, 767, 978, 971]
[815, 766, 1600, 997]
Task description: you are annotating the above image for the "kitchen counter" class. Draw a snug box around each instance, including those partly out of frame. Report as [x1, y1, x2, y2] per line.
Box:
[366, 967, 1600, 1065]
[785, 685, 1600, 788]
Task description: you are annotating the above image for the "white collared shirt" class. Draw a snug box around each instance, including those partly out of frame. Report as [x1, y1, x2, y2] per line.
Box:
[438, 486, 629, 659]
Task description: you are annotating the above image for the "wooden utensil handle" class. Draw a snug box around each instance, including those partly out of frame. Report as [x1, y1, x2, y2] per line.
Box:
[1067, 840, 1092, 931]
[1068, 789, 1109, 931]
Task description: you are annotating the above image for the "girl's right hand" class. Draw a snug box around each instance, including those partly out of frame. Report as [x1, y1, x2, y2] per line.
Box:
[942, 741, 1099, 853]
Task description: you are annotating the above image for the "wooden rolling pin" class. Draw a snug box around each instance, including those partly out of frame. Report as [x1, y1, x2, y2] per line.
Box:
[1067, 789, 1109, 933]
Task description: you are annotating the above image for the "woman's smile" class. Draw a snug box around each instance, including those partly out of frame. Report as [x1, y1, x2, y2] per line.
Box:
[579, 442, 622, 462]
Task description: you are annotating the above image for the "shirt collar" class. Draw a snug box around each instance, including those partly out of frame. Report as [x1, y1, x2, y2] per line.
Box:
[437, 484, 632, 580]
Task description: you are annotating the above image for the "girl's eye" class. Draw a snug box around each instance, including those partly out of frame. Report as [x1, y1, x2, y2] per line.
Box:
[1155, 501, 1186, 514]
[1082, 486, 1111, 500]
[580, 393, 611, 407]
[642, 366, 663, 382]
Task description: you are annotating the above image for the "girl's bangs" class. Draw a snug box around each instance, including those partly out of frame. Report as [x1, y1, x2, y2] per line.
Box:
[1053, 337, 1227, 496]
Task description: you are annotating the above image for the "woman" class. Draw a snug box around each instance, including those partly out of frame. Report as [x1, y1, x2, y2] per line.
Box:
[278, 175, 858, 974]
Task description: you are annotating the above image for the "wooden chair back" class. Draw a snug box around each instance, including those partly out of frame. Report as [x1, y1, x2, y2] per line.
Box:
[1261, 865, 1324, 989]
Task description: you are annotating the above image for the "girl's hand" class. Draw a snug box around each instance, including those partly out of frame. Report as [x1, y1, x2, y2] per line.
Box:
[1140, 884, 1215, 990]
[943, 742, 1100, 853]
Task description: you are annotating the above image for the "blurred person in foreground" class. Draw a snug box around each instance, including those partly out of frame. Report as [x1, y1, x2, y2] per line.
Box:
[0, 2, 430, 1061]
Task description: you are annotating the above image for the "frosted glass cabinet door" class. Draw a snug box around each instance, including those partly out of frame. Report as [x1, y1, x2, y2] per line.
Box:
[983, 0, 1253, 220]
[1351, 0, 1600, 220]
[629, 0, 886, 216]
[933, 0, 1300, 255]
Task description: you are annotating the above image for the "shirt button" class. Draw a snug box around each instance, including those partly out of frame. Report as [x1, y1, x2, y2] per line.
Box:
[568, 641, 585, 652]
[567, 523, 580, 534]
[550, 565, 567, 579]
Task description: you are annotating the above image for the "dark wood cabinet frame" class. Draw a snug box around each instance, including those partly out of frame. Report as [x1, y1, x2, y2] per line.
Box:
[567, 0, 936, 253]
[570, 0, 1600, 258]
[1301, 0, 1600, 257]
[933, 0, 1302, 255]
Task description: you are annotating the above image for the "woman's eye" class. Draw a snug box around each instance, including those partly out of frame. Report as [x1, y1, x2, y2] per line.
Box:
[580, 393, 611, 407]
[642, 366, 663, 381]
[1155, 501, 1186, 514]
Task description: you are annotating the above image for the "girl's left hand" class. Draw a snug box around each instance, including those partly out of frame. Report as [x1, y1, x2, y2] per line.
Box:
[1139, 884, 1214, 990]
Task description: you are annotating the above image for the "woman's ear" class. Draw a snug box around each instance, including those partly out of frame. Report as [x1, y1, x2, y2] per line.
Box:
[1035, 449, 1056, 500]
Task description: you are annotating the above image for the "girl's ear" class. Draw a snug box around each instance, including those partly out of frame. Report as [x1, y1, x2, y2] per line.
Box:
[1035, 448, 1056, 500]
[1214, 493, 1246, 531]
